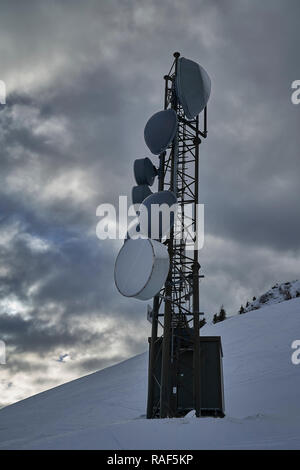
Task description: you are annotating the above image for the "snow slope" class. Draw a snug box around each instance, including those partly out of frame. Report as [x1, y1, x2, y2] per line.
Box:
[240, 280, 300, 314]
[1, 297, 300, 449]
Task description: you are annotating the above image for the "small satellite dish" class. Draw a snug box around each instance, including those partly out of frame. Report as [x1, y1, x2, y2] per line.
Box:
[114, 238, 169, 300]
[139, 190, 177, 239]
[176, 57, 211, 120]
[134, 157, 158, 186]
[144, 109, 178, 155]
[132, 184, 152, 205]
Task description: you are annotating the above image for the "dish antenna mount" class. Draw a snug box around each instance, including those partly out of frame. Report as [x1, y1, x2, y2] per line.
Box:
[114, 52, 225, 419]
[145, 52, 211, 419]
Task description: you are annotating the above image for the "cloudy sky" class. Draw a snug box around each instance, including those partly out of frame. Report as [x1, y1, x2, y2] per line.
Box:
[0, 0, 299, 407]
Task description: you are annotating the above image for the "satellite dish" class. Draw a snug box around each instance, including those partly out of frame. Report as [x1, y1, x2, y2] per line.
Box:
[134, 157, 157, 186]
[176, 57, 211, 120]
[114, 238, 169, 300]
[139, 190, 177, 239]
[144, 109, 178, 155]
[132, 184, 152, 205]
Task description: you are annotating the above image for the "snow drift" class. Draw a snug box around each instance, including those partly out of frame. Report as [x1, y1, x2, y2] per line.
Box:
[1, 296, 300, 449]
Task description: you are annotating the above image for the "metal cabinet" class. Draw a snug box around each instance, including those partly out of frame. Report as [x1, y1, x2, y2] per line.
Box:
[148, 333, 225, 418]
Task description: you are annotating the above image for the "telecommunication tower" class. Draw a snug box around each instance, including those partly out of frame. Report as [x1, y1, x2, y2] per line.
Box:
[146, 52, 207, 418]
[115, 52, 224, 420]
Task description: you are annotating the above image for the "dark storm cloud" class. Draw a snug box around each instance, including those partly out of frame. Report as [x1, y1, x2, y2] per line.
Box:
[200, 0, 300, 253]
[0, 311, 100, 354]
[0, 0, 299, 405]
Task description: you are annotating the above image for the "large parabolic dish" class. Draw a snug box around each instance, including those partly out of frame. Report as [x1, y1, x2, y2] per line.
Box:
[144, 109, 178, 155]
[176, 57, 211, 120]
[114, 238, 170, 300]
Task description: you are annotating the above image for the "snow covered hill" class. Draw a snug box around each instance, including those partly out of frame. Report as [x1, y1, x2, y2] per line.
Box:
[240, 280, 300, 314]
[1, 297, 300, 449]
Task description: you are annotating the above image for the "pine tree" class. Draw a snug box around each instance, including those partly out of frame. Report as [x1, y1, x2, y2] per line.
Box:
[213, 306, 227, 324]
[239, 305, 245, 314]
[218, 305, 226, 322]
[252, 296, 256, 301]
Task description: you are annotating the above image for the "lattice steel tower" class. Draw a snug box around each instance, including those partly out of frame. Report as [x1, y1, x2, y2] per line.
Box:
[147, 52, 208, 419]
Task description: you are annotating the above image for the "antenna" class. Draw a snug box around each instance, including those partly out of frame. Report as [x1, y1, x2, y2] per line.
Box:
[134, 158, 157, 186]
[139, 190, 177, 239]
[144, 109, 178, 155]
[114, 52, 225, 419]
[114, 238, 169, 301]
[176, 57, 211, 119]
[132, 184, 153, 205]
